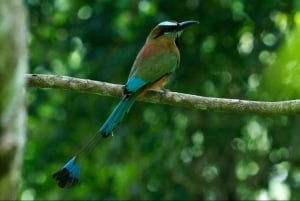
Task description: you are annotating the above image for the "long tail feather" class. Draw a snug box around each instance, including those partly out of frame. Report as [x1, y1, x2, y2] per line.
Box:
[52, 156, 80, 188]
[99, 94, 136, 137]
[53, 94, 137, 188]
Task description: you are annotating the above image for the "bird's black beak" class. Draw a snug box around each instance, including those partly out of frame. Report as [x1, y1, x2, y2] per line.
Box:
[178, 20, 199, 31]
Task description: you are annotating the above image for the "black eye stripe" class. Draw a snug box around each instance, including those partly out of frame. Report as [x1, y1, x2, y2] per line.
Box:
[161, 25, 178, 33]
[154, 25, 178, 39]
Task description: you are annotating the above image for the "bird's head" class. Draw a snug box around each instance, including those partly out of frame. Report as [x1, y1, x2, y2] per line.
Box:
[146, 20, 199, 46]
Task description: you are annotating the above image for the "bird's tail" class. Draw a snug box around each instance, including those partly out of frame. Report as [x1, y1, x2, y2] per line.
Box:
[53, 94, 137, 188]
[99, 94, 136, 137]
[52, 156, 80, 188]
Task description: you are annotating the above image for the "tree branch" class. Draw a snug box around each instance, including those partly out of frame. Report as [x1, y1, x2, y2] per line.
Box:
[26, 73, 300, 115]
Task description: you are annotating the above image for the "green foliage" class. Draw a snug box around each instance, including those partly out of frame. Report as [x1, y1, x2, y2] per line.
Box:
[22, 0, 300, 200]
[261, 26, 300, 100]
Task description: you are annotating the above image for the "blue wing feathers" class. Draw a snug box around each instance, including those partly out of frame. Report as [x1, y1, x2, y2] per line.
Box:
[125, 76, 147, 93]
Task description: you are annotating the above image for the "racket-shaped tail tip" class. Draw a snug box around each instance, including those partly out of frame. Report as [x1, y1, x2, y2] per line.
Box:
[52, 156, 80, 188]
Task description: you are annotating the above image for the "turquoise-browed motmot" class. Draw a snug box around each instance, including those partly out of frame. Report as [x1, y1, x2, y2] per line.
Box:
[53, 20, 199, 188]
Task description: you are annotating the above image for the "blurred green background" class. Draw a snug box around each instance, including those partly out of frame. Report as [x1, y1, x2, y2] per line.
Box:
[22, 0, 300, 200]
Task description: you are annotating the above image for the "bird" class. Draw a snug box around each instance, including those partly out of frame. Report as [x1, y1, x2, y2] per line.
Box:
[52, 20, 199, 188]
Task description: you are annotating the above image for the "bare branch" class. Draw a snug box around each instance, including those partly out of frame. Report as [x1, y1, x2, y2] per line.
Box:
[26, 73, 300, 115]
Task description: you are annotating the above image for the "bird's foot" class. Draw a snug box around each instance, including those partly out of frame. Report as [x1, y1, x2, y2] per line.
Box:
[161, 88, 170, 95]
[148, 88, 170, 95]
[150, 88, 170, 99]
